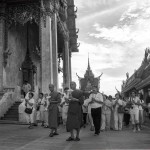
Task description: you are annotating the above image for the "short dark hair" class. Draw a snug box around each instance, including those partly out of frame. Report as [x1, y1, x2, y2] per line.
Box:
[93, 85, 98, 89]
[131, 90, 137, 95]
[64, 87, 69, 91]
[39, 93, 43, 97]
[29, 92, 34, 97]
[70, 81, 76, 85]
[105, 95, 108, 99]
[115, 93, 120, 97]
[131, 88, 137, 94]
[108, 95, 112, 99]
[49, 84, 54, 87]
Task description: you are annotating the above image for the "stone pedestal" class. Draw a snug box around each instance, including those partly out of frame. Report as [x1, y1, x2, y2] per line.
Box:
[41, 16, 53, 93]
[0, 6, 5, 91]
[63, 40, 70, 89]
[52, 14, 58, 91]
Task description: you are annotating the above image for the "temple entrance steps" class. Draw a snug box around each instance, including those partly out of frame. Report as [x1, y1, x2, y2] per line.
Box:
[0, 92, 4, 100]
[0, 102, 21, 121]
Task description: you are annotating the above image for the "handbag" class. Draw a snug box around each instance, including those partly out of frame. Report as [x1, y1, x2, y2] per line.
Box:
[36, 105, 40, 111]
[25, 107, 33, 114]
[118, 105, 125, 113]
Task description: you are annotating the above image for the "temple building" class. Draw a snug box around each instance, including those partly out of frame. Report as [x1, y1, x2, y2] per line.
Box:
[0, 0, 79, 93]
[122, 48, 150, 101]
[0, 0, 79, 122]
[76, 56, 103, 93]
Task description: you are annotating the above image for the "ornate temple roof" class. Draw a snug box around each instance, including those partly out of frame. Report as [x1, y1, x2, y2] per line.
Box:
[77, 55, 102, 92]
[122, 48, 150, 94]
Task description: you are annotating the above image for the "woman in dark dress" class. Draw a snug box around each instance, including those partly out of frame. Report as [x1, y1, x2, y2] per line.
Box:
[66, 81, 84, 141]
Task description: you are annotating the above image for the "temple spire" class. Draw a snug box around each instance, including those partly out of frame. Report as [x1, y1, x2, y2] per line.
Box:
[88, 53, 90, 70]
[84, 53, 94, 77]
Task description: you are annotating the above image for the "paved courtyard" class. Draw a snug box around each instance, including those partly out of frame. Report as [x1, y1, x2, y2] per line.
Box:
[0, 124, 150, 150]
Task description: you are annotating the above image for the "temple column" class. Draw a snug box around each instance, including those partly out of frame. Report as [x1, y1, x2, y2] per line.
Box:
[40, 16, 53, 93]
[52, 13, 58, 91]
[0, 5, 5, 91]
[69, 51, 72, 81]
[63, 39, 70, 89]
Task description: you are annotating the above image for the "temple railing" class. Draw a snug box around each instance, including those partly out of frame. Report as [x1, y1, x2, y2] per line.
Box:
[0, 92, 14, 118]
[3, 87, 15, 93]
[0, 86, 21, 118]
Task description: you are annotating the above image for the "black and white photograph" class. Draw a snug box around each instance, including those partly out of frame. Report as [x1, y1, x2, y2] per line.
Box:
[0, 0, 150, 149]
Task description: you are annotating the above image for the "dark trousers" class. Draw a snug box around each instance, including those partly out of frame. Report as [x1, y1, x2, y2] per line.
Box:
[83, 113, 87, 125]
[124, 113, 130, 126]
[91, 107, 101, 134]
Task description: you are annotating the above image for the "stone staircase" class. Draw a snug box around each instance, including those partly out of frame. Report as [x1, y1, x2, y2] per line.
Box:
[0, 92, 4, 100]
[0, 102, 21, 121]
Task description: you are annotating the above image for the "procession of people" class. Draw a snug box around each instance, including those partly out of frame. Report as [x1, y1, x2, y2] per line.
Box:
[20, 81, 150, 141]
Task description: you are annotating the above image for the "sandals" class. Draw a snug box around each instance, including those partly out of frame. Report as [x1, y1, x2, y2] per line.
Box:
[66, 137, 74, 141]
[28, 125, 33, 129]
[74, 137, 80, 141]
[66, 137, 80, 141]
[44, 125, 49, 128]
[49, 133, 54, 137]
[53, 132, 59, 136]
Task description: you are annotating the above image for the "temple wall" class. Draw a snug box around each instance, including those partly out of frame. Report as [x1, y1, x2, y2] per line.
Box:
[4, 23, 27, 88]
[4, 22, 41, 90]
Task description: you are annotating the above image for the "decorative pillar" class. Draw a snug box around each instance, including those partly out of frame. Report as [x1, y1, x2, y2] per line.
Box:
[63, 38, 70, 89]
[40, 16, 53, 93]
[52, 13, 58, 91]
[69, 50, 72, 82]
[0, 5, 5, 91]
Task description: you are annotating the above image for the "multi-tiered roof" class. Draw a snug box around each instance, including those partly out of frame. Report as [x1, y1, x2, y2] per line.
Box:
[76, 55, 103, 92]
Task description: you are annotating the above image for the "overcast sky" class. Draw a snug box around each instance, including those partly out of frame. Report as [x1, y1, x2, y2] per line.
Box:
[69, 0, 150, 96]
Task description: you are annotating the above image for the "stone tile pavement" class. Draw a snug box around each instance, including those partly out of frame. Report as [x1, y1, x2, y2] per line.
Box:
[0, 124, 150, 150]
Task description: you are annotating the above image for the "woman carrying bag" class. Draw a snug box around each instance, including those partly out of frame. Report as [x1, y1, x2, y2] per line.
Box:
[25, 92, 35, 129]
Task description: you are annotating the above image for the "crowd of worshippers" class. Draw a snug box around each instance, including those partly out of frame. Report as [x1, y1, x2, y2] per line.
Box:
[20, 81, 150, 141]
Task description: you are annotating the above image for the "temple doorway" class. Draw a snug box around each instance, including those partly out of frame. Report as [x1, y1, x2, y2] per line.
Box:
[21, 49, 36, 91]
[21, 22, 37, 91]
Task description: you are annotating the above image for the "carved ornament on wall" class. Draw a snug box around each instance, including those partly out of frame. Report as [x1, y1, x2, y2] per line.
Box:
[0, 13, 6, 21]
[32, 64, 37, 74]
[57, 16, 69, 39]
[3, 48, 12, 68]
[6, 1, 54, 27]
[6, 4, 40, 27]
[33, 46, 41, 58]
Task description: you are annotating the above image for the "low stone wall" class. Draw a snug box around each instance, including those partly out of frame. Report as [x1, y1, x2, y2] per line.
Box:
[0, 86, 21, 118]
[0, 92, 14, 118]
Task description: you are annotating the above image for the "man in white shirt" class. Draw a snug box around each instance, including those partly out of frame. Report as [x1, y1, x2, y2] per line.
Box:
[88, 86, 103, 135]
[60, 87, 69, 126]
[37, 93, 45, 126]
[83, 97, 94, 131]
[22, 81, 31, 97]
[129, 90, 141, 132]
